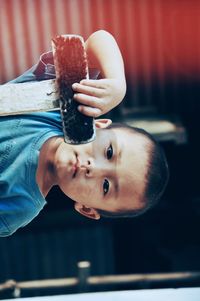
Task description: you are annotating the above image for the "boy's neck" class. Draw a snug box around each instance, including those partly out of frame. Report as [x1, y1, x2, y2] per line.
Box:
[36, 136, 63, 197]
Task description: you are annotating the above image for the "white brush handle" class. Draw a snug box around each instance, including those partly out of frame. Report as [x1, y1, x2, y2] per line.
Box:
[0, 80, 59, 116]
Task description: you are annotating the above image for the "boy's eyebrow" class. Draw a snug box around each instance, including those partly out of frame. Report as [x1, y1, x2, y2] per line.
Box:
[118, 149, 122, 161]
[117, 143, 122, 161]
[114, 180, 119, 198]
[113, 146, 122, 198]
[111, 142, 122, 199]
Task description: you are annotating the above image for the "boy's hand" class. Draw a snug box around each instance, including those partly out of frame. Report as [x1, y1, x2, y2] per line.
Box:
[72, 78, 126, 117]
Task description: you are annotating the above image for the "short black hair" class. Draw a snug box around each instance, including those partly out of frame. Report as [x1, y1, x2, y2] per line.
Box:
[97, 123, 169, 218]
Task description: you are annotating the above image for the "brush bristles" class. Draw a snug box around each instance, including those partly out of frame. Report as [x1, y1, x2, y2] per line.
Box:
[52, 35, 95, 144]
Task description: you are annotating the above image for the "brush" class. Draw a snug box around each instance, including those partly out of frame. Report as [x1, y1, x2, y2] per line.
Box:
[52, 34, 96, 144]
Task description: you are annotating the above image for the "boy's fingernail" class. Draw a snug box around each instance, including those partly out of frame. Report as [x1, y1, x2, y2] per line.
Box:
[72, 83, 77, 89]
[80, 80, 86, 84]
[78, 105, 84, 111]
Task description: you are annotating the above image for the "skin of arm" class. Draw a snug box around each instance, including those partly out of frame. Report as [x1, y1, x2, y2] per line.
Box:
[72, 30, 127, 117]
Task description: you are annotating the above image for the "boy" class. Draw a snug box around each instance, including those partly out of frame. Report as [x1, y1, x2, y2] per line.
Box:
[0, 30, 169, 236]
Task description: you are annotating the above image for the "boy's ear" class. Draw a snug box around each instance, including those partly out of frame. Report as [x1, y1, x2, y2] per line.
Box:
[95, 119, 112, 129]
[74, 203, 100, 220]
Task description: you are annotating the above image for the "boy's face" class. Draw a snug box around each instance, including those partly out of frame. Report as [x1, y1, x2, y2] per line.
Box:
[54, 123, 149, 219]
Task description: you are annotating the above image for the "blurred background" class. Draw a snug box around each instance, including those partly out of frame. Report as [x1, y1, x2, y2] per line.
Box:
[1, 0, 200, 298]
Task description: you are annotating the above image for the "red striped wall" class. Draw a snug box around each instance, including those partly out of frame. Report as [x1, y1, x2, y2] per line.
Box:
[0, 0, 200, 110]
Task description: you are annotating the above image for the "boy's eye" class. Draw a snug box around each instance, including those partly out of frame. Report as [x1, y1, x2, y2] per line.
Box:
[106, 144, 113, 160]
[103, 179, 109, 195]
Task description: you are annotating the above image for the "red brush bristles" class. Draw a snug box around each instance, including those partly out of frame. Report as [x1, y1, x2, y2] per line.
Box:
[52, 35, 88, 86]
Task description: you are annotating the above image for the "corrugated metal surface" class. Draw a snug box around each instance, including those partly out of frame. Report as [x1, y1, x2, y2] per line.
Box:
[0, 0, 200, 111]
[0, 225, 114, 281]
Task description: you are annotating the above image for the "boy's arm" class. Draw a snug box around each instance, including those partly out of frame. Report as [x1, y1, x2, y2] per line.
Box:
[72, 30, 126, 117]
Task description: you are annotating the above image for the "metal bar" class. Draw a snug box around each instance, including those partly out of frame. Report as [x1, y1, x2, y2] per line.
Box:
[88, 271, 200, 285]
[1, 271, 200, 292]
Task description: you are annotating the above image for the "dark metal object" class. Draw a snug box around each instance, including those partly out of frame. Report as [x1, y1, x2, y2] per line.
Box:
[77, 261, 91, 292]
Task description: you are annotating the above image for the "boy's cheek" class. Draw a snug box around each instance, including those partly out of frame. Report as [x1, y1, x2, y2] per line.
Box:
[63, 179, 98, 203]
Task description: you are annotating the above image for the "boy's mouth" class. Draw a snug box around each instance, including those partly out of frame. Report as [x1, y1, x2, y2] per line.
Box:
[72, 153, 79, 178]
[72, 165, 78, 178]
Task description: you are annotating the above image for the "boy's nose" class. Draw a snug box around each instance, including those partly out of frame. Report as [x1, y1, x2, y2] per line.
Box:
[80, 158, 108, 177]
[80, 158, 96, 177]
[80, 158, 92, 176]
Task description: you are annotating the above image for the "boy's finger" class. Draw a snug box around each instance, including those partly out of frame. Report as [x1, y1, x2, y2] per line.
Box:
[73, 93, 102, 108]
[79, 79, 105, 89]
[72, 83, 103, 97]
[78, 105, 102, 118]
